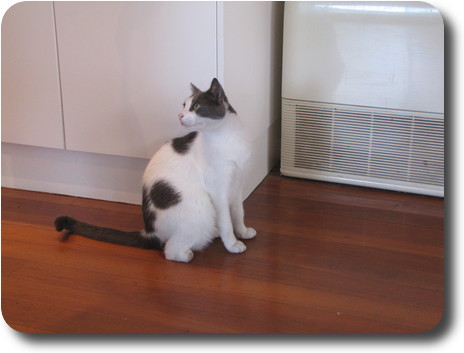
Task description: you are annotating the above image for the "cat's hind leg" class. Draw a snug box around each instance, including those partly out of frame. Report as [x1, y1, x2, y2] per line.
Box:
[164, 237, 194, 263]
[161, 191, 216, 263]
[163, 223, 214, 263]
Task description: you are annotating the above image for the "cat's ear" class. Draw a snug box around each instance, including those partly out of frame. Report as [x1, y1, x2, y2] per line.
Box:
[208, 78, 225, 103]
[190, 83, 201, 96]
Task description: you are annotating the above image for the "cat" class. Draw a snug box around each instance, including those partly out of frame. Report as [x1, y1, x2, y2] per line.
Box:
[55, 78, 256, 263]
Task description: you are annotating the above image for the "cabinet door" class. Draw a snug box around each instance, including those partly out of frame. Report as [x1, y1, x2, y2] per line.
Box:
[1, 2, 64, 149]
[54, 2, 217, 159]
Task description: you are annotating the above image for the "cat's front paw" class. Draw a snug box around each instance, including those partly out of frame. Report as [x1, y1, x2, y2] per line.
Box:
[226, 240, 247, 254]
[240, 227, 257, 239]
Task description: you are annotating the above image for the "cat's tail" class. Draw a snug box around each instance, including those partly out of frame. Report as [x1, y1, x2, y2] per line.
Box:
[54, 216, 163, 250]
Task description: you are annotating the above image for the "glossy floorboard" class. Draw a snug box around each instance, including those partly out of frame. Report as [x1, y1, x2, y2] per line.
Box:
[2, 170, 444, 333]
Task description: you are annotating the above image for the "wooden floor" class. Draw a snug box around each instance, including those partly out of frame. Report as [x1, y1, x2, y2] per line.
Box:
[2, 169, 444, 333]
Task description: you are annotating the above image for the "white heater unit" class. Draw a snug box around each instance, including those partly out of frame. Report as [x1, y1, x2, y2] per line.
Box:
[281, 2, 444, 197]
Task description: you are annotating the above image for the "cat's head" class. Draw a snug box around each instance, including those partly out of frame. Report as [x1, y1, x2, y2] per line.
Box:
[178, 78, 236, 129]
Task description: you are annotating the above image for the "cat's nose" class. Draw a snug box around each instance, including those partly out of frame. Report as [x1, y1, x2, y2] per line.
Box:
[178, 113, 184, 120]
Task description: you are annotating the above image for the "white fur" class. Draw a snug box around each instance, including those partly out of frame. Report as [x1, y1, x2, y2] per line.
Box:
[142, 92, 256, 262]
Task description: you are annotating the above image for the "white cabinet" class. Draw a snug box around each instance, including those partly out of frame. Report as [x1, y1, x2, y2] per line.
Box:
[2, 2, 283, 203]
[54, 2, 217, 158]
[2, 2, 216, 158]
[1, 2, 64, 149]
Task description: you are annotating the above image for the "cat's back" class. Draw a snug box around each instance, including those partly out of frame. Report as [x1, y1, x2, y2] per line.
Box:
[143, 131, 201, 187]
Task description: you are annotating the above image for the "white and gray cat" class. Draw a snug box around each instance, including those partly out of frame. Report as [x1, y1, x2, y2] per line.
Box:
[55, 78, 256, 262]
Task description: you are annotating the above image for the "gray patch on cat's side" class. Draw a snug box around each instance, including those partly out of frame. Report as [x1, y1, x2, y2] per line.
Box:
[142, 187, 156, 233]
[150, 180, 182, 210]
[172, 131, 198, 154]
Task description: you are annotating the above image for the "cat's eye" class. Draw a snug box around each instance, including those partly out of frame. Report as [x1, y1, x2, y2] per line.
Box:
[193, 103, 200, 110]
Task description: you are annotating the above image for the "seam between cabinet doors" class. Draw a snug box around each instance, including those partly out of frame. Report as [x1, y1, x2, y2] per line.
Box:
[51, 1, 67, 150]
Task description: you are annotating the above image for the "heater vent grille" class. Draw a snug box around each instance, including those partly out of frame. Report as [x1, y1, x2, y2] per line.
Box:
[281, 99, 444, 196]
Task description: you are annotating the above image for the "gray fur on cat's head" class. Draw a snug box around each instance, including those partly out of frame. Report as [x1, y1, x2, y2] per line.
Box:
[178, 79, 236, 128]
[190, 78, 236, 119]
